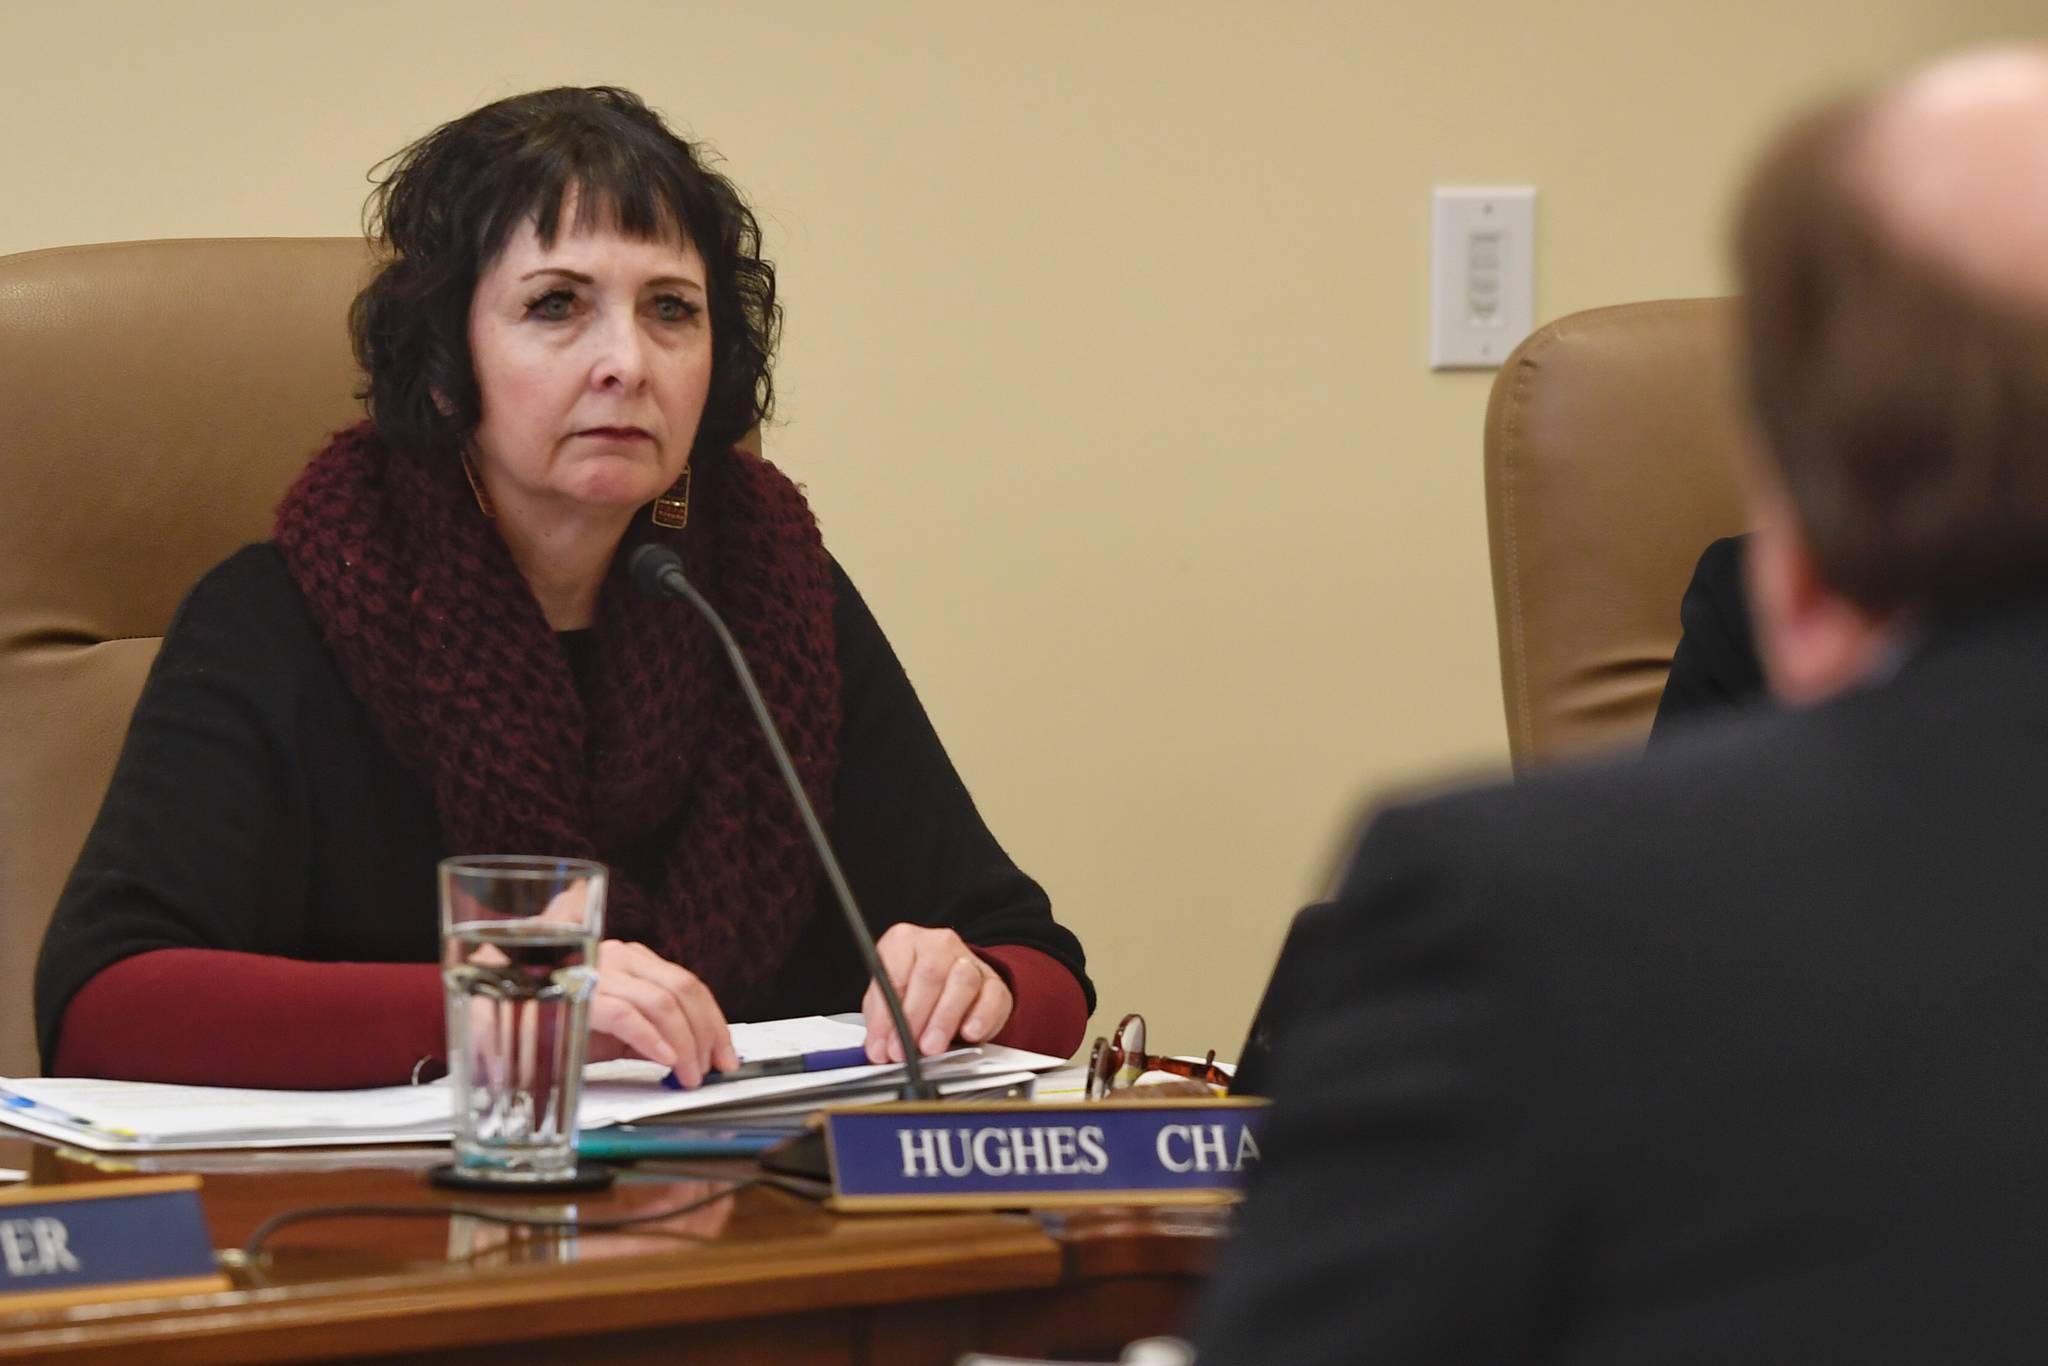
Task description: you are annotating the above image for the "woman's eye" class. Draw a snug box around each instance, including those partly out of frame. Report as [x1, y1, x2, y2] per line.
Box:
[651, 294, 701, 323]
[524, 290, 576, 321]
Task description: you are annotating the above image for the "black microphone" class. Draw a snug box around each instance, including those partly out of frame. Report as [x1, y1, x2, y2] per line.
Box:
[629, 542, 937, 1106]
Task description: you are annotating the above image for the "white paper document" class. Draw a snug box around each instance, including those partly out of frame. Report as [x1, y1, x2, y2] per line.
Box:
[0, 1016, 1064, 1153]
[725, 1014, 867, 1061]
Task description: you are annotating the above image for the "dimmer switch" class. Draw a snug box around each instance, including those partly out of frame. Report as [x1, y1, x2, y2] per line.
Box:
[1430, 187, 1535, 369]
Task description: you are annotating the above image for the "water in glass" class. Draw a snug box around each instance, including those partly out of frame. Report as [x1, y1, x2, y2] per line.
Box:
[443, 919, 599, 1178]
[439, 854, 605, 1184]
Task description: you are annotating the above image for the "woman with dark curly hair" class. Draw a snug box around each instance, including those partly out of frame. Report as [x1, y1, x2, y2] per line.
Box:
[34, 87, 1091, 1089]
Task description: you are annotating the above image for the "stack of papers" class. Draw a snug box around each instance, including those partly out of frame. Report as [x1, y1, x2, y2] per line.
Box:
[0, 1016, 1060, 1154]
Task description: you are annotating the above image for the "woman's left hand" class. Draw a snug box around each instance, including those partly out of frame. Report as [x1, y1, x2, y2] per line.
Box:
[861, 924, 1014, 1063]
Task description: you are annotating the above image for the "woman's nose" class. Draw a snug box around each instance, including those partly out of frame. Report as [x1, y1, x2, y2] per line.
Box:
[590, 311, 649, 390]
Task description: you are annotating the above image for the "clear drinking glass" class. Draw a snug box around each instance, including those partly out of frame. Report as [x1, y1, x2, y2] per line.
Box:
[439, 855, 606, 1183]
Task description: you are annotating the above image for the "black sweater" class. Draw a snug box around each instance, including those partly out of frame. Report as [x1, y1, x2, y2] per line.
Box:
[35, 545, 1091, 1074]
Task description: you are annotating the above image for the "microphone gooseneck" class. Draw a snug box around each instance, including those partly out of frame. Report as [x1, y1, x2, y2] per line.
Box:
[628, 542, 692, 601]
[628, 543, 937, 1102]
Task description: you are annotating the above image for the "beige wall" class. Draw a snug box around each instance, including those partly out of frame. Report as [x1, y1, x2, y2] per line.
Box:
[7, 2, 2038, 1054]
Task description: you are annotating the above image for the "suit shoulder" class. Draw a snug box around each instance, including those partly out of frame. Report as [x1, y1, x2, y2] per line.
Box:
[1689, 534, 1747, 595]
[1357, 711, 1811, 890]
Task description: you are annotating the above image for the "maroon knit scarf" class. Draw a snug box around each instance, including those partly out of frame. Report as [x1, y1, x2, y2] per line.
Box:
[273, 421, 841, 1007]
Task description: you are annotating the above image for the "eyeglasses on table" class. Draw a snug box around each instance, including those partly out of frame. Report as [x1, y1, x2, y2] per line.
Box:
[1084, 1013, 1232, 1100]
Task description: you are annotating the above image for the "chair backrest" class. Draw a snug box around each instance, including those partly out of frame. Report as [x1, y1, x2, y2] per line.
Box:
[0, 237, 373, 1078]
[1482, 298, 1753, 770]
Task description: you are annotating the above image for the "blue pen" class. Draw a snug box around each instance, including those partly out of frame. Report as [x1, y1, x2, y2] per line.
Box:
[661, 1044, 874, 1091]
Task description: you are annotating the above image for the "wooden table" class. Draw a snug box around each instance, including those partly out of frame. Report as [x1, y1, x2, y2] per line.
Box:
[0, 1135, 1227, 1364]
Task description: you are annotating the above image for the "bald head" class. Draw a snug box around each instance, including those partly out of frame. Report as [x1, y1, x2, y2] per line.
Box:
[1848, 45, 2048, 312]
[1732, 44, 2048, 621]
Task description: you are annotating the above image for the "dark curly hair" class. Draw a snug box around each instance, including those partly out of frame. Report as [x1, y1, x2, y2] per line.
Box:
[350, 86, 778, 464]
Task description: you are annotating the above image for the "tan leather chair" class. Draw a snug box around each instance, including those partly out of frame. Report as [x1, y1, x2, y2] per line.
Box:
[1483, 299, 1754, 771]
[0, 237, 373, 1078]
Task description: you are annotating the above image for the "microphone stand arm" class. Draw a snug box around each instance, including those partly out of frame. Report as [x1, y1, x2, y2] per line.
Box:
[651, 560, 938, 1103]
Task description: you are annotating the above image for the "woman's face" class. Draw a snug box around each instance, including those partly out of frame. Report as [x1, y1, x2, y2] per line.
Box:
[466, 210, 713, 524]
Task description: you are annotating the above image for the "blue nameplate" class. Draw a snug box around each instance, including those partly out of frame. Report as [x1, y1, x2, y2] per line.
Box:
[821, 1099, 1268, 1210]
[0, 1175, 228, 1313]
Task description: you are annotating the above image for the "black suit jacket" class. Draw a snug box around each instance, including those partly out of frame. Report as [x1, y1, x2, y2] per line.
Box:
[1197, 594, 2048, 1364]
[1651, 534, 1766, 740]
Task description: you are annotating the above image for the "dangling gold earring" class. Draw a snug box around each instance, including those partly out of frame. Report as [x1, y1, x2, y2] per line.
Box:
[461, 450, 497, 520]
[651, 466, 692, 529]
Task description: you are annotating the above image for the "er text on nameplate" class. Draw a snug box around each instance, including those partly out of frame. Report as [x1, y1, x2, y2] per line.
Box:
[822, 1098, 1268, 1211]
[0, 1175, 228, 1314]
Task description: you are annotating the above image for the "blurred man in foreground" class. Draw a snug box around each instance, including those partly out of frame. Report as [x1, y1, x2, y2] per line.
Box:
[1197, 46, 2048, 1364]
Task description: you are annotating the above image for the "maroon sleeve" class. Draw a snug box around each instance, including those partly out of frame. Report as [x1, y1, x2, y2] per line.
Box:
[976, 944, 1090, 1061]
[50, 949, 444, 1090]
[55, 945, 1088, 1086]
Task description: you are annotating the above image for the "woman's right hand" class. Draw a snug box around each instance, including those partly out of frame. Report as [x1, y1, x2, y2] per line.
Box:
[582, 939, 738, 1087]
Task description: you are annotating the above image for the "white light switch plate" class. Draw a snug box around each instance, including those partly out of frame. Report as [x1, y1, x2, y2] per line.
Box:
[1429, 186, 1535, 370]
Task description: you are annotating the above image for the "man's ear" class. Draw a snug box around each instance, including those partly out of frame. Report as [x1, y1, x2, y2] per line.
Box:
[1743, 492, 1900, 705]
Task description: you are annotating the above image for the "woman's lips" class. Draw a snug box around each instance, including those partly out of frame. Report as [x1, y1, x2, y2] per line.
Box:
[578, 426, 652, 441]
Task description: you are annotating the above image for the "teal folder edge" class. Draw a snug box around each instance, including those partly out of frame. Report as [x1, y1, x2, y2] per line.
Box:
[577, 1124, 798, 1162]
